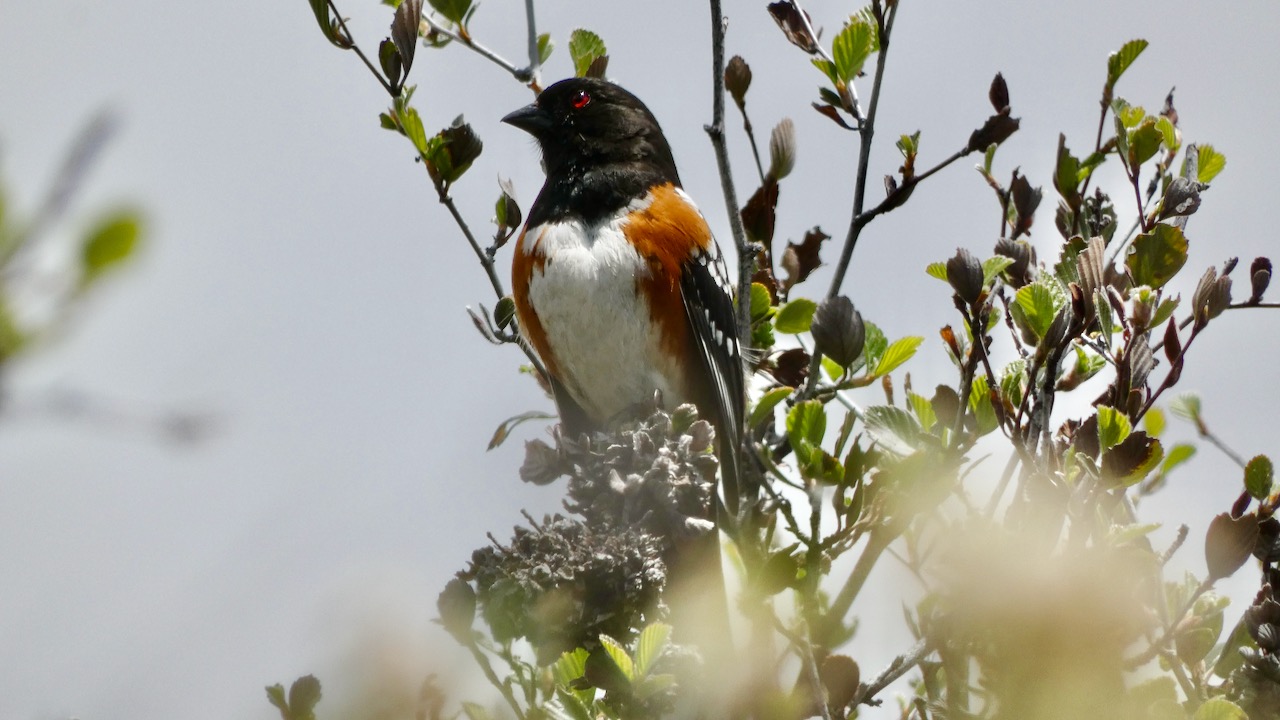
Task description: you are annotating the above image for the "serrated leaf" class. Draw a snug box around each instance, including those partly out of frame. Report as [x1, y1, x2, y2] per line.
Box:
[787, 400, 827, 462]
[749, 387, 793, 430]
[1245, 454, 1274, 500]
[598, 634, 634, 681]
[634, 623, 671, 678]
[925, 261, 949, 281]
[855, 321, 887, 374]
[830, 18, 874, 82]
[863, 405, 922, 456]
[775, 297, 817, 334]
[873, 336, 923, 376]
[1097, 406, 1131, 453]
[1197, 145, 1226, 183]
[552, 648, 590, 687]
[549, 690, 593, 720]
[1014, 281, 1062, 339]
[288, 675, 322, 720]
[568, 29, 607, 78]
[1127, 223, 1188, 290]
[1106, 39, 1149, 90]
[907, 392, 936, 432]
[982, 255, 1015, 284]
[968, 375, 999, 436]
[749, 282, 773, 320]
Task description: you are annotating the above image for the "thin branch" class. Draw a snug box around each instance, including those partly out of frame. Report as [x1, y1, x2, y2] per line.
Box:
[521, 0, 542, 90]
[328, 0, 397, 97]
[853, 638, 934, 707]
[421, 14, 537, 88]
[432, 179, 548, 377]
[1228, 301, 1280, 310]
[825, 1, 897, 300]
[704, 0, 753, 345]
[464, 639, 528, 720]
[1125, 576, 1214, 668]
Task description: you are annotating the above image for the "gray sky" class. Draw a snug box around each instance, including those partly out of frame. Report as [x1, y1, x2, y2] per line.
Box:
[2, 1, 1278, 718]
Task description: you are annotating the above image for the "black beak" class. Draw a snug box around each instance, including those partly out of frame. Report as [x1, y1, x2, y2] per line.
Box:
[502, 103, 552, 136]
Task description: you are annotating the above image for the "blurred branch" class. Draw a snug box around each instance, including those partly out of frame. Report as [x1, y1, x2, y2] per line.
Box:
[854, 638, 934, 707]
[2, 112, 116, 266]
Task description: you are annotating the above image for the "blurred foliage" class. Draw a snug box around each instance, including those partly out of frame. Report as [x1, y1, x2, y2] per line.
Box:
[295, 1, 1279, 718]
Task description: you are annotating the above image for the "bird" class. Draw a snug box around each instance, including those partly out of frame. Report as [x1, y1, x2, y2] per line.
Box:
[502, 76, 748, 516]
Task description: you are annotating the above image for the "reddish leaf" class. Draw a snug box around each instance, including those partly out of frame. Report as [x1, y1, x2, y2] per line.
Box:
[741, 178, 780, 247]
[812, 103, 857, 131]
[769, 347, 811, 388]
[767, 1, 820, 54]
[782, 226, 829, 289]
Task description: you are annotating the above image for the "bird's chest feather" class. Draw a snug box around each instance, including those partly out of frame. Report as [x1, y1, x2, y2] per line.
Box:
[518, 214, 690, 422]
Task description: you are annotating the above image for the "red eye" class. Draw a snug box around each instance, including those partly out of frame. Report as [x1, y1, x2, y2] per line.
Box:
[571, 90, 591, 109]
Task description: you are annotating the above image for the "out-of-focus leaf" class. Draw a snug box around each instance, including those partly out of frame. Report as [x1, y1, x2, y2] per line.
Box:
[634, 622, 671, 678]
[80, 211, 142, 285]
[598, 634, 634, 681]
[428, 0, 473, 26]
[1192, 698, 1247, 720]
[1204, 512, 1259, 581]
[287, 675, 323, 720]
[536, 33, 554, 65]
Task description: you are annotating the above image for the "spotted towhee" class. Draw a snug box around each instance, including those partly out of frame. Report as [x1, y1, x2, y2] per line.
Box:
[502, 77, 747, 513]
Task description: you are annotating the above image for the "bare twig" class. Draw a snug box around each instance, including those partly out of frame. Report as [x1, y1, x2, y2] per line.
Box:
[704, 0, 753, 346]
[421, 12, 539, 90]
[1125, 576, 1213, 668]
[853, 638, 934, 706]
[327, 0, 397, 97]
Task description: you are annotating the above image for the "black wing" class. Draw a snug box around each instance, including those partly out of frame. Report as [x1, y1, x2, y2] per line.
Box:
[680, 243, 749, 515]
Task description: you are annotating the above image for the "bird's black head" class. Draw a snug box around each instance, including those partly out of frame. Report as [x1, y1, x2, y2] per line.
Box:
[503, 77, 681, 187]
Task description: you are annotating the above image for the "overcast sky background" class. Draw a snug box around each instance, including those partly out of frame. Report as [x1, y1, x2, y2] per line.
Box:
[2, 1, 1278, 718]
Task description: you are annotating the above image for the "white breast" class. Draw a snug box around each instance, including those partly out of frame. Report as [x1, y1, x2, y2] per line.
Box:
[523, 209, 685, 422]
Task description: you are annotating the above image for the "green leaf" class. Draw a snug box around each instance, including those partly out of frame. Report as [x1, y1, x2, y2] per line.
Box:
[982, 255, 1015, 284]
[1156, 115, 1178, 151]
[397, 104, 428, 153]
[1151, 296, 1180, 329]
[907, 392, 936, 433]
[287, 676, 322, 720]
[598, 633, 634, 681]
[1170, 393, 1201, 423]
[0, 301, 25, 361]
[1126, 223, 1188, 289]
[863, 405, 922, 456]
[873, 336, 923, 376]
[633, 674, 677, 701]
[775, 298, 817, 334]
[81, 211, 142, 284]
[802, 447, 845, 485]
[968, 375, 999, 437]
[552, 648, 589, 687]
[634, 623, 671, 678]
[1097, 406, 1131, 453]
[1014, 281, 1062, 339]
[1128, 118, 1164, 167]
[749, 282, 773, 320]
[1108, 522, 1162, 546]
[822, 355, 845, 381]
[1193, 698, 1247, 720]
[749, 387, 792, 430]
[1245, 454, 1274, 500]
[1197, 144, 1226, 184]
[568, 29, 607, 78]
[1106, 39, 1149, 90]
[1161, 443, 1195, 474]
[830, 17, 875, 82]
[1144, 407, 1166, 437]
[265, 684, 288, 714]
[550, 689, 594, 720]
[787, 400, 827, 462]
[537, 33, 554, 64]
[925, 261, 948, 282]
[855, 321, 886, 374]
[428, 0, 473, 26]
